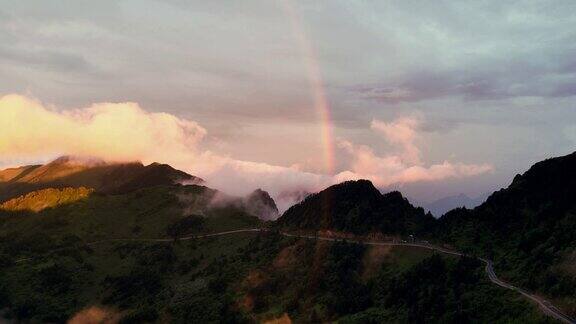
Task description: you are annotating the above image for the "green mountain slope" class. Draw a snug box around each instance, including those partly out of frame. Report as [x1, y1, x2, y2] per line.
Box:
[235, 238, 549, 323]
[0, 184, 261, 261]
[1, 153, 575, 322]
[435, 151, 576, 315]
[0, 156, 202, 202]
[0, 230, 549, 323]
[276, 179, 435, 236]
[0, 187, 94, 212]
[274, 153, 576, 319]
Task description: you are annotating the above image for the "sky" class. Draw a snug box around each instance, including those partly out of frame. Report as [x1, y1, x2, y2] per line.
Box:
[1, 0, 575, 208]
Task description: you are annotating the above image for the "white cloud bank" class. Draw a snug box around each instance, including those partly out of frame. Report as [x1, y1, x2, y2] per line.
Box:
[0, 94, 492, 211]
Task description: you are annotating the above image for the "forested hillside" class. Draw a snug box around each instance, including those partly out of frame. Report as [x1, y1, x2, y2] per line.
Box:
[435, 152, 576, 315]
[277, 179, 435, 236]
[1, 153, 575, 322]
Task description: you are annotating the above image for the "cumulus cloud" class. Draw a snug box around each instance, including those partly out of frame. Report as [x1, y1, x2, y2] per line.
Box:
[0, 94, 329, 204]
[371, 117, 421, 165]
[0, 94, 206, 165]
[335, 116, 493, 187]
[0, 94, 492, 213]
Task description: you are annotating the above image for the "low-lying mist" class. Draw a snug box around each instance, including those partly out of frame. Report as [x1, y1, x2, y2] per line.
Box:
[176, 184, 280, 220]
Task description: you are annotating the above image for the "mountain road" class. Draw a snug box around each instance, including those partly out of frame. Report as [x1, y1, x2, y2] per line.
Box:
[13, 228, 575, 323]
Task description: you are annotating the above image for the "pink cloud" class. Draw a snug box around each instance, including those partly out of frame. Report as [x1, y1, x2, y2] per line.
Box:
[0, 94, 206, 165]
[335, 117, 493, 187]
[371, 116, 422, 165]
[0, 95, 492, 213]
[0, 94, 328, 209]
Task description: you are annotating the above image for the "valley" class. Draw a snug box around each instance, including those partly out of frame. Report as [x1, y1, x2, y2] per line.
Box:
[10, 227, 574, 323]
[1, 153, 576, 323]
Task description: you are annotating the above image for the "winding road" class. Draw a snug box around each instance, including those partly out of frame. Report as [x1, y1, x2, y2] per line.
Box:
[13, 228, 575, 323]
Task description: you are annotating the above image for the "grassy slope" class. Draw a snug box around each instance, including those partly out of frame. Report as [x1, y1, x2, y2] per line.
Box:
[0, 158, 201, 203]
[0, 187, 94, 212]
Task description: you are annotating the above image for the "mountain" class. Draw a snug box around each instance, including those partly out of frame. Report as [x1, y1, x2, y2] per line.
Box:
[0, 156, 280, 222]
[243, 189, 279, 220]
[0, 156, 203, 202]
[277, 179, 435, 235]
[421, 193, 489, 217]
[0, 187, 94, 212]
[275, 189, 311, 213]
[277, 189, 310, 203]
[0, 177, 543, 324]
[436, 151, 576, 313]
[0, 157, 564, 323]
[438, 151, 576, 248]
[0, 164, 42, 182]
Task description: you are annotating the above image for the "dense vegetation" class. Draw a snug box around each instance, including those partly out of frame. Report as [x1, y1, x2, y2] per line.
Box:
[0, 232, 268, 322]
[277, 180, 435, 236]
[274, 153, 576, 318]
[236, 236, 551, 323]
[434, 152, 576, 315]
[1, 154, 575, 322]
[0, 184, 260, 262]
[0, 232, 549, 323]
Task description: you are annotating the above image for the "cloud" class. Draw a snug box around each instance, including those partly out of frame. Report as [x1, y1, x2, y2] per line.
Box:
[371, 117, 421, 164]
[0, 94, 492, 213]
[354, 57, 576, 104]
[335, 117, 493, 187]
[0, 94, 329, 204]
[0, 94, 206, 165]
[0, 45, 94, 74]
[564, 125, 576, 144]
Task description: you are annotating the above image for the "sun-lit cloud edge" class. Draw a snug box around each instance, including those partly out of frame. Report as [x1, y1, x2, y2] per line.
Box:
[0, 94, 493, 211]
[334, 115, 493, 189]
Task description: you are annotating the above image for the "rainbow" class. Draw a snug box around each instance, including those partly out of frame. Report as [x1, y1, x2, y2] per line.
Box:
[282, 1, 335, 175]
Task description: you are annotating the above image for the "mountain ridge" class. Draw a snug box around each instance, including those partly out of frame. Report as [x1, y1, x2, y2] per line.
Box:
[243, 188, 279, 220]
[1, 152, 575, 322]
[277, 179, 435, 235]
[435, 151, 576, 315]
[0, 156, 203, 202]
